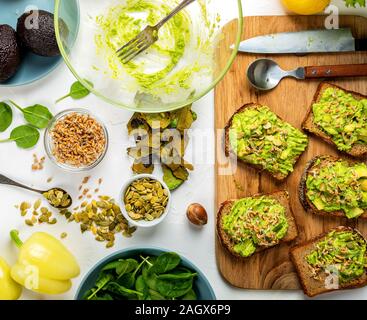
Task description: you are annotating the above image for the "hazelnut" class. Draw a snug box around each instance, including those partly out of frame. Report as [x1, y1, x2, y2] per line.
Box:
[186, 203, 208, 226]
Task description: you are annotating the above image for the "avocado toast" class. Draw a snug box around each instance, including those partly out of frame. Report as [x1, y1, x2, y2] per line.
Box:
[302, 83, 367, 158]
[217, 191, 298, 259]
[299, 155, 367, 220]
[290, 226, 367, 297]
[225, 104, 309, 180]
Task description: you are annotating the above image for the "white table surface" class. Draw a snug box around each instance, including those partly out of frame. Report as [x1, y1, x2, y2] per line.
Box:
[0, 0, 366, 300]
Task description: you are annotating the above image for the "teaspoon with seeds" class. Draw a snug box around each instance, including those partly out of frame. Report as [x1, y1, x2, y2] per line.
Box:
[0, 173, 72, 209]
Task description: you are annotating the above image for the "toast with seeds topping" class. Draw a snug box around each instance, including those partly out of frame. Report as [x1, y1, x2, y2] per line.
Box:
[302, 83, 367, 158]
[299, 155, 367, 220]
[290, 226, 367, 297]
[225, 104, 309, 181]
[217, 191, 298, 259]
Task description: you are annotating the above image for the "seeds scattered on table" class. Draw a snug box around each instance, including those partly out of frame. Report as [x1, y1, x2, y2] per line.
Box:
[124, 178, 169, 221]
[43, 188, 72, 208]
[60, 232, 67, 239]
[60, 196, 136, 248]
[31, 154, 45, 171]
[17, 199, 58, 226]
[50, 113, 106, 167]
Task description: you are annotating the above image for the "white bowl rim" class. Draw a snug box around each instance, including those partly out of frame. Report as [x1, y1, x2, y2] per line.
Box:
[119, 174, 171, 228]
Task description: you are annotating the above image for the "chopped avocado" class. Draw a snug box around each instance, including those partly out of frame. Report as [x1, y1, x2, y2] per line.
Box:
[0, 25, 21, 82]
[222, 196, 289, 258]
[306, 230, 367, 284]
[345, 207, 364, 219]
[233, 240, 256, 258]
[312, 198, 325, 211]
[361, 179, 367, 192]
[355, 166, 367, 179]
[162, 165, 184, 191]
[306, 159, 367, 218]
[229, 106, 308, 177]
[312, 87, 367, 152]
[17, 10, 67, 57]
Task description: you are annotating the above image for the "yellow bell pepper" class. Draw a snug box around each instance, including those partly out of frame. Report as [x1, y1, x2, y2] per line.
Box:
[0, 257, 22, 300]
[10, 230, 80, 295]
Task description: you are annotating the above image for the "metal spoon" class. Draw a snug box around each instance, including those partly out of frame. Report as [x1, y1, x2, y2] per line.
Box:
[0, 174, 72, 209]
[247, 58, 367, 91]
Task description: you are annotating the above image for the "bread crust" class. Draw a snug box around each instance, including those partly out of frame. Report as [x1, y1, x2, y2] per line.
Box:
[299, 155, 367, 219]
[302, 82, 367, 158]
[225, 103, 307, 181]
[290, 226, 367, 297]
[216, 191, 298, 260]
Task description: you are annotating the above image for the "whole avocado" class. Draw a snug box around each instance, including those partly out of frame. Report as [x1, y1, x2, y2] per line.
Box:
[17, 10, 62, 57]
[0, 24, 21, 82]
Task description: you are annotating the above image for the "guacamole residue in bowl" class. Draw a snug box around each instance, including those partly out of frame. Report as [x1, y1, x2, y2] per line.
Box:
[92, 0, 219, 106]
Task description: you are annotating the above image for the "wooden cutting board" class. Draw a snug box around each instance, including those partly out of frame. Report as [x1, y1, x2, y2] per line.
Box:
[214, 15, 367, 289]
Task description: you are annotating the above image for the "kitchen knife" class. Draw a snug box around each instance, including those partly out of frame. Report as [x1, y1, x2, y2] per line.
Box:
[236, 28, 367, 54]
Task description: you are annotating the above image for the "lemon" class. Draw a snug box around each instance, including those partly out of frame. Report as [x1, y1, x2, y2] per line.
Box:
[281, 0, 331, 15]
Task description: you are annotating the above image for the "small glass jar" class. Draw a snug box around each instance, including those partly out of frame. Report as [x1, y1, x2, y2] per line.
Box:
[44, 108, 109, 172]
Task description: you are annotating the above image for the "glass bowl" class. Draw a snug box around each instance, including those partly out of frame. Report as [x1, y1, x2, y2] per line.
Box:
[54, 0, 243, 112]
[44, 108, 109, 172]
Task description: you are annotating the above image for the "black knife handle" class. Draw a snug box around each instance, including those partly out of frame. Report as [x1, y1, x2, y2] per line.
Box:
[356, 39, 367, 51]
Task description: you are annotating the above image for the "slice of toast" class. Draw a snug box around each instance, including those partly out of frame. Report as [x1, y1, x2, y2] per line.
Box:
[290, 226, 367, 297]
[217, 191, 298, 260]
[299, 155, 367, 219]
[302, 82, 367, 158]
[225, 103, 308, 181]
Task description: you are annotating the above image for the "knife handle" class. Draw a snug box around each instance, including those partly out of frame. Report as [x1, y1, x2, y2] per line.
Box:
[355, 39, 367, 51]
[304, 64, 367, 79]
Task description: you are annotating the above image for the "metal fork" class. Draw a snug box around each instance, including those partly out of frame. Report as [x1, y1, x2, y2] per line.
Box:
[116, 0, 196, 64]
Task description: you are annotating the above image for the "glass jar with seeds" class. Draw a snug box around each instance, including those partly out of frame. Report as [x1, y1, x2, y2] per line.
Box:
[120, 174, 171, 228]
[44, 109, 109, 172]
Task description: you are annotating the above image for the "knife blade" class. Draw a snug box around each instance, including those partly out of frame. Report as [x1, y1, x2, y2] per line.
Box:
[236, 28, 366, 54]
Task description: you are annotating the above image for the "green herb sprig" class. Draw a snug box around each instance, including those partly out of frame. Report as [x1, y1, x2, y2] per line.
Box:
[10, 100, 53, 129]
[344, 0, 366, 6]
[0, 102, 13, 132]
[0, 125, 40, 149]
[56, 80, 93, 103]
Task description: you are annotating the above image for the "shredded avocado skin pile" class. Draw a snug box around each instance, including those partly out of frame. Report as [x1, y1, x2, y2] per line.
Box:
[313, 88, 367, 152]
[222, 196, 289, 258]
[306, 159, 367, 219]
[229, 106, 308, 176]
[307, 230, 367, 284]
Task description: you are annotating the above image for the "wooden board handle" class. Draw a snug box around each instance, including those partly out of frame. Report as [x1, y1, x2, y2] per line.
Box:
[305, 64, 367, 79]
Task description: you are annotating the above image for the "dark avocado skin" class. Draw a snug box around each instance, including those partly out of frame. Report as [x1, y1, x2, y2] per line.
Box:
[17, 10, 63, 57]
[0, 24, 21, 82]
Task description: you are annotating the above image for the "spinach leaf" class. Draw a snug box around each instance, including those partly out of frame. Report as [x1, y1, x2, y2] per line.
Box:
[101, 260, 124, 272]
[156, 277, 194, 299]
[116, 258, 139, 277]
[0, 125, 40, 149]
[117, 273, 135, 289]
[135, 275, 149, 300]
[151, 252, 181, 274]
[181, 289, 197, 300]
[10, 100, 53, 129]
[106, 282, 143, 299]
[0, 102, 12, 132]
[142, 264, 158, 291]
[157, 272, 197, 281]
[90, 293, 113, 300]
[148, 289, 166, 300]
[56, 80, 94, 103]
[86, 273, 114, 300]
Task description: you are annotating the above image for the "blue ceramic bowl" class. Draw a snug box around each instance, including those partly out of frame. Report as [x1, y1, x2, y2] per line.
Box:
[0, 0, 79, 86]
[75, 247, 216, 300]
